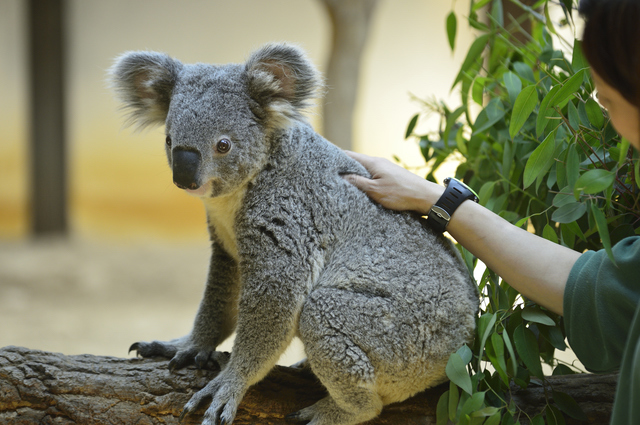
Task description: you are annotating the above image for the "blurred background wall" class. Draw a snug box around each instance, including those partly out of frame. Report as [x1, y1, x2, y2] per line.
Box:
[0, 0, 475, 359]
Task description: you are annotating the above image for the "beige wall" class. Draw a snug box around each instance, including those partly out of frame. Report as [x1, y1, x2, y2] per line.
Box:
[0, 0, 474, 241]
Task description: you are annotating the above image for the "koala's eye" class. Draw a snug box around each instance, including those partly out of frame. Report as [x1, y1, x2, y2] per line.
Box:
[216, 138, 232, 154]
[165, 136, 172, 148]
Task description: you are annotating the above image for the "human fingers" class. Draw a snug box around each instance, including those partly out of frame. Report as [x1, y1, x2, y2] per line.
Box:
[342, 172, 373, 192]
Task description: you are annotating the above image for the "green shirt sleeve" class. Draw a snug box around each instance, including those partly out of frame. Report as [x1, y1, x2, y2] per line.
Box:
[563, 236, 640, 373]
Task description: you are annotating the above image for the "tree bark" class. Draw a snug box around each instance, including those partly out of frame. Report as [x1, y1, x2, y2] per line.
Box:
[0, 346, 615, 424]
[318, 0, 379, 151]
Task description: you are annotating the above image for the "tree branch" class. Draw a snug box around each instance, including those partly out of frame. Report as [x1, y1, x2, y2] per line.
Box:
[0, 346, 615, 424]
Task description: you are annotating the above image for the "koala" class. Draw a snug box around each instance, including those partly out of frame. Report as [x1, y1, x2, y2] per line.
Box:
[110, 43, 478, 425]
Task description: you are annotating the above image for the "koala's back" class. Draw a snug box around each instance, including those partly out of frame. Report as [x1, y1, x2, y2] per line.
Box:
[239, 123, 478, 400]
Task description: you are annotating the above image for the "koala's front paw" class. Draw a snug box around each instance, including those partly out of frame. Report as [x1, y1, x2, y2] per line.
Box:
[180, 371, 246, 425]
[129, 338, 228, 371]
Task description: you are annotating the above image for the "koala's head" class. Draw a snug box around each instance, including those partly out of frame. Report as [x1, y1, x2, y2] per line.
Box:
[109, 43, 321, 198]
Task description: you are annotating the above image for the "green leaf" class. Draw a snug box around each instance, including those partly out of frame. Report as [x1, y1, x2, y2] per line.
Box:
[550, 69, 586, 109]
[567, 100, 580, 130]
[618, 138, 631, 165]
[501, 330, 517, 376]
[473, 98, 506, 135]
[531, 415, 545, 425]
[552, 201, 587, 223]
[436, 391, 449, 425]
[503, 71, 522, 105]
[553, 391, 587, 420]
[460, 391, 486, 418]
[449, 381, 459, 421]
[446, 11, 457, 51]
[509, 85, 538, 138]
[536, 85, 560, 136]
[457, 344, 474, 365]
[573, 169, 616, 197]
[571, 40, 588, 73]
[477, 313, 497, 366]
[479, 181, 496, 206]
[484, 412, 502, 425]
[406, 114, 419, 139]
[513, 61, 535, 83]
[453, 34, 490, 89]
[472, 0, 493, 12]
[456, 127, 468, 156]
[585, 98, 605, 128]
[546, 405, 567, 425]
[542, 224, 559, 244]
[473, 76, 487, 105]
[471, 406, 500, 418]
[513, 324, 544, 379]
[446, 352, 474, 395]
[565, 145, 580, 189]
[522, 307, 556, 326]
[591, 204, 617, 266]
[523, 129, 556, 188]
[486, 333, 509, 384]
[536, 71, 584, 136]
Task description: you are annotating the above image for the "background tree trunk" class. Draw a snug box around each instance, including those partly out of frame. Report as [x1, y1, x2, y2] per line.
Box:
[29, 0, 68, 237]
[318, 0, 379, 150]
[0, 346, 615, 424]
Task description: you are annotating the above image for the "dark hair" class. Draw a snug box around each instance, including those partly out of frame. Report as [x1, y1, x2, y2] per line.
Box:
[579, 0, 640, 108]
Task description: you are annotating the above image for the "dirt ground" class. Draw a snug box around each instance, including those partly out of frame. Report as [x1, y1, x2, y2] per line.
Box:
[0, 237, 305, 364]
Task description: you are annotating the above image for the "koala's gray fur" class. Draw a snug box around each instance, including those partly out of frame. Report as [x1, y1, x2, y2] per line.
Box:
[110, 43, 478, 425]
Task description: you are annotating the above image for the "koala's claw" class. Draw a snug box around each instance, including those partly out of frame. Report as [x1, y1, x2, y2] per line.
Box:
[178, 406, 191, 423]
[128, 342, 140, 355]
[284, 411, 306, 422]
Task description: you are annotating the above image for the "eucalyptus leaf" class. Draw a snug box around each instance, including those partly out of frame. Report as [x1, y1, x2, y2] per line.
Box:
[553, 391, 587, 420]
[460, 392, 486, 419]
[585, 98, 605, 128]
[453, 34, 490, 89]
[446, 11, 457, 52]
[523, 129, 556, 188]
[446, 352, 474, 395]
[551, 202, 587, 223]
[591, 204, 617, 266]
[406, 114, 419, 139]
[522, 307, 556, 326]
[513, 324, 544, 379]
[571, 40, 588, 73]
[509, 85, 538, 138]
[573, 169, 616, 197]
[449, 381, 459, 421]
[513, 61, 535, 83]
[503, 71, 522, 105]
[436, 391, 449, 425]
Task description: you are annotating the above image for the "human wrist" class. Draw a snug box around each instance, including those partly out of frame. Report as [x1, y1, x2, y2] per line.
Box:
[425, 178, 479, 233]
[412, 180, 444, 215]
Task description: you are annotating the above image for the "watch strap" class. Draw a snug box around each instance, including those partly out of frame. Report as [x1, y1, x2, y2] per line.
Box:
[427, 178, 478, 233]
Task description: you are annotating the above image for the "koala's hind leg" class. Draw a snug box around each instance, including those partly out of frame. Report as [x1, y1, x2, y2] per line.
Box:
[293, 288, 386, 425]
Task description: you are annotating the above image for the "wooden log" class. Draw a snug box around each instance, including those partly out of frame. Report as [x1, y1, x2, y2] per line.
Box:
[0, 346, 616, 424]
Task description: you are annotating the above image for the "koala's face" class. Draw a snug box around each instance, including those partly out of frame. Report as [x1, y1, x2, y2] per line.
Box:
[164, 64, 270, 198]
[110, 43, 321, 199]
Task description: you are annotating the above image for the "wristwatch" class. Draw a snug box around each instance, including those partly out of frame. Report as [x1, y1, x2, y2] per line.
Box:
[427, 177, 479, 233]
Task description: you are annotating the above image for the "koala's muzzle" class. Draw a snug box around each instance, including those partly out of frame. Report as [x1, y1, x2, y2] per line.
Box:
[172, 148, 201, 190]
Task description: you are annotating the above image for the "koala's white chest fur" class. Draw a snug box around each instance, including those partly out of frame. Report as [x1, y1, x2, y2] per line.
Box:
[202, 186, 247, 261]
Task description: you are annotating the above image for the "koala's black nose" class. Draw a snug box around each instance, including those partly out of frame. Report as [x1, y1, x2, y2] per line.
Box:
[172, 149, 201, 190]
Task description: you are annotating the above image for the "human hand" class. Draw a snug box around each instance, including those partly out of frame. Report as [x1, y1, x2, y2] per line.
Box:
[343, 151, 443, 215]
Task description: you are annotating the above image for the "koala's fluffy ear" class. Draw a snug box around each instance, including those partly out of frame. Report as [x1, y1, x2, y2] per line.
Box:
[245, 43, 322, 130]
[109, 52, 183, 130]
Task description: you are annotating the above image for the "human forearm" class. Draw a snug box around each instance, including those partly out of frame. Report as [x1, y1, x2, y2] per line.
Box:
[445, 201, 580, 315]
